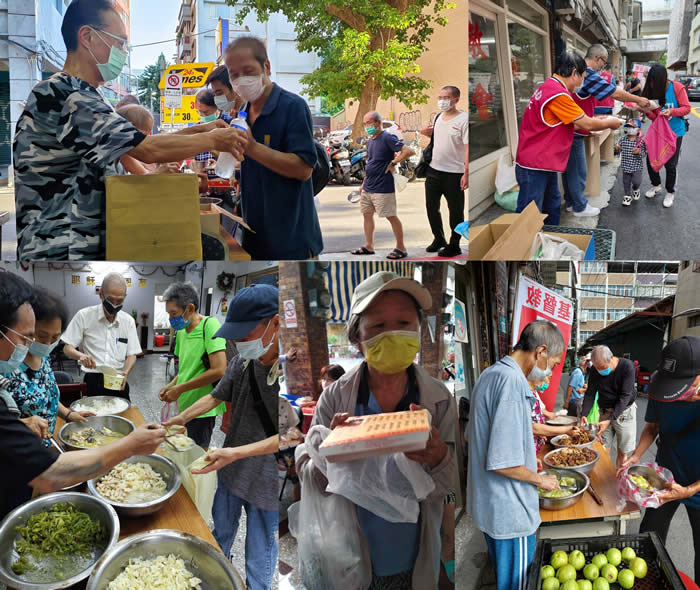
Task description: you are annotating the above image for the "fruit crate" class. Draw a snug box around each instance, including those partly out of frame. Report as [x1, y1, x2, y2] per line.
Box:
[526, 532, 684, 590]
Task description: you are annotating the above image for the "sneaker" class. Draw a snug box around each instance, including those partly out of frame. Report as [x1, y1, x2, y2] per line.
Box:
[426, 238, 447, 253]
[645, 185, 662, 198]
[437, 244, 462, 258]
[632, 189, 641, 200]
[572, 204, 600, 217]
[663, 192, 675, 208]
[622, 195, 633, 207]
[565, 206, 573, 212]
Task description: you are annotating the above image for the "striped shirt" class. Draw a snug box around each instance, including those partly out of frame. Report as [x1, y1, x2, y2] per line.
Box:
[579, 67, 616, 101]
[619, 136, 647, 173]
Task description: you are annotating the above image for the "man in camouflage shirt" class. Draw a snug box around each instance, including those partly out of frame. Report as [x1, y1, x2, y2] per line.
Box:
[13, 0, 247, 260]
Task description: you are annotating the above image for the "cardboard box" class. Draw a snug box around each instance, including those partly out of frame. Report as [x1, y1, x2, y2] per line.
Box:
[106, 174, 203, 261]
[468, 202, 595, 261]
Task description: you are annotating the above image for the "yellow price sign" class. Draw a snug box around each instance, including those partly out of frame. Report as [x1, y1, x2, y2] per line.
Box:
[160, 95, 201, 125]
[158, 62, 215, 89]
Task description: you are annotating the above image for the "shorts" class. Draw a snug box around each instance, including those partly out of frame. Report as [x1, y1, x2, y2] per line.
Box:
[600, 403, 637, 454]
[361, 190, 397, 218]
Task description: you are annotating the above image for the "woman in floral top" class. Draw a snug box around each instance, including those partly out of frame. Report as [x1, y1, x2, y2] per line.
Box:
[529, 376, 580, 455]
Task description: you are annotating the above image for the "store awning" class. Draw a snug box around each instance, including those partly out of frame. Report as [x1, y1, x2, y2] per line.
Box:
[579, 295, 674, 353]
[328, 261, 416, 324]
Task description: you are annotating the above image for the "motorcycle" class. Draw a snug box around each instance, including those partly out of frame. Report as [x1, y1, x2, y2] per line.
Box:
[349, 137, 368, 182]
[398, 136, 423, 182]
[328, 137, 352, 185]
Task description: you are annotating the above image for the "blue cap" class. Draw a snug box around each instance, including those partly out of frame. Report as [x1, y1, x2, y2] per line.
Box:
[213, 284, 279, 341]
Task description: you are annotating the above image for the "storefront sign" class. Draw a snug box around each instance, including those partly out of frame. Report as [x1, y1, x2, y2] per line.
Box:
[512, 275, 574, 411]
[454, 298, 468, 343]
[472, 83, 493, 120]
[158, 63, 215, 89]
[469, 21, 488, 60]
[160, 95, 200, 125]
[283, 299, 298, 328]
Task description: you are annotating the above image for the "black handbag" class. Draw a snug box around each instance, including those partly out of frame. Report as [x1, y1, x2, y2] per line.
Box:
[415, 113, 441, 178]
[247, 362, 281, 459]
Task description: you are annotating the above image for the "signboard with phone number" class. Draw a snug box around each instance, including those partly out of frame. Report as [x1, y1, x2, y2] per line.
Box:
[160, 95, 200, 125]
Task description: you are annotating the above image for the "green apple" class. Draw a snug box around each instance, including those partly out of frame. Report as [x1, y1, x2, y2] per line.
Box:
[561, 581, 578, 590]
[621, 547, 636, 563]
[618, 568, 635, 589]
[542, 565, 556, 579]
[606, 548, 622, 566]
[558, 564, 577, 583]
[578, 581, 593, 590]
[568, 550, 586, 571]
[592, 579, 610, 590]
[630, 557, 648, 579]
[583, 563, 600, 581]
[600, 564, 618, 583]
[591, 553, 608, 570]
[542, 578, 560, 590]
[552, 550, 569, 570]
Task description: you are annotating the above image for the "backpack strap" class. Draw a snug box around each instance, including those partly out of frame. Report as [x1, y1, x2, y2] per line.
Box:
[247, 361, 278, 437]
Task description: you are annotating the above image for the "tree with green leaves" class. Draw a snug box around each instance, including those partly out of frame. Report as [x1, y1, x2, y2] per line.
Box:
[137, 54, 167, 116]
[229, 0, 456, 137]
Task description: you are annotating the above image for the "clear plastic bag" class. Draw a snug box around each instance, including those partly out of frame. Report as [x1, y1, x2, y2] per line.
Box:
[160, 401, 179, 423]
[495, 152, 518, 195]
[393, 172, 409, 193]
[531, 233, 584, 261]
[616, 462, 675, 510]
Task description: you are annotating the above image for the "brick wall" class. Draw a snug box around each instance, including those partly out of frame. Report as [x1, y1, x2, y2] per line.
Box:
[278, 262, 330, 399]
[420, 262, 448, 379]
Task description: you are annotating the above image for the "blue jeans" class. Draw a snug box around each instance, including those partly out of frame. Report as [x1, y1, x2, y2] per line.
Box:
[561, 135, 589, 212]
[515, 165, 561, 225]
[212, 482, 278, 590]
[484, 532, 536, 590]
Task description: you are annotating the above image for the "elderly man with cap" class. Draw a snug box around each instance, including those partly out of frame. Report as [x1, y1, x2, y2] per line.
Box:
[299, 271, 457, 590]
[618, 336, 700, 583]
[164, 284, 280, 590]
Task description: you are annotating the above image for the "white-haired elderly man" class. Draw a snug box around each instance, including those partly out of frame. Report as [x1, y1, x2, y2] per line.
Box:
[581, 345, 637, 467]
[62, 272, 141, 400]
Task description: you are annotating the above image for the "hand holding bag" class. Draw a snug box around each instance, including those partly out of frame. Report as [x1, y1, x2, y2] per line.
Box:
[645, 115, 677, 172]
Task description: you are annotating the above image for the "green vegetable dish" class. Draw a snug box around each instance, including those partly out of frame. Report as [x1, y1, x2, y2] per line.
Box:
[538, 488, 573, 498]
[11, 502, 108, 581]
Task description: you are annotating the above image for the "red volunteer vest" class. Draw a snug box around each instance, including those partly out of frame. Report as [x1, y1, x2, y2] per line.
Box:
[515, 77, 576, 173]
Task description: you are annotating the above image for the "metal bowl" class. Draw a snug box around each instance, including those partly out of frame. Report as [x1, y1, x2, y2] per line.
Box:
[538, 468, 590, 511]
[70, 396, 131, 417]
[58, 415, 135, 452]
[545, 415, 578, 426]
[0, 492, 120, 590]
[625, 465, 668, 495]
[550, 433, 596, 449]
[543, 447, 600, 475]
[86, 529, 246, 590]
[87, 455, 181, 518]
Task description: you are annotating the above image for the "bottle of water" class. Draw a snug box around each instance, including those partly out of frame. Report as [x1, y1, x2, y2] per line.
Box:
[215, 111, 248, 179]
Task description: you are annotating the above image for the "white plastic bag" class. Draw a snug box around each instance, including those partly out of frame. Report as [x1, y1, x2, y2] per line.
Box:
[531, 233, 584, 261]
[616, 462, 675, 511]
[495, 152, 518, 195]
[393, 172, 409, 193]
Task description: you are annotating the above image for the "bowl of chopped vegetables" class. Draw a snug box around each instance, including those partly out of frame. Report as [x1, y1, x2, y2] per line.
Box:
[87, 455, 181, 517]
[0, 492, 120, 590]
[86, 529, 245, 590]
[537, 469, 590, 511]
[625, 465, 667, 495]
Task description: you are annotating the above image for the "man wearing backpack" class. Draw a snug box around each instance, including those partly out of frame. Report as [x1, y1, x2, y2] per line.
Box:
[420, 86, 469, 258]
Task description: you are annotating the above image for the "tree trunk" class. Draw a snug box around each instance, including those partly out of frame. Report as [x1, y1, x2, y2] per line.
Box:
[352, 77, 381, 140]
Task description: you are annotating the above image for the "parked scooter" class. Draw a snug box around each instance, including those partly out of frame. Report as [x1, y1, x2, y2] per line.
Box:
[328, 137, 352, 185]
[349, 137, 368, 182]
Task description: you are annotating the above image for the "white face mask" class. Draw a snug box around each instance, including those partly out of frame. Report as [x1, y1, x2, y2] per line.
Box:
[232, 74, 266, 102]
[437, 99, 452, 111]
[236, 320, 274, 360]
[626, 128, 638, 136]
[214, 94, 237, 111]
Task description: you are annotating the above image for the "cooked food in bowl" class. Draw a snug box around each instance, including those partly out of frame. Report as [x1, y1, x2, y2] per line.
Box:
[538, 488, 573, 498]
[546, 447, 597, 467]
[72, 397, 129, 416]
[95, 462, 168, 503]
[559, 476, 577, 488]
[556, 430, 593, 446]
[630, 474, 652, 490]
[166, 432, 196, 451]
[67, 425, 126, 448]
[11, 502, 108, 582]
[106, 554, 202, 590]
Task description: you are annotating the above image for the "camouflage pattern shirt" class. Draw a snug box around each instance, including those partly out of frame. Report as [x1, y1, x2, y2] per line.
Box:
[13, 72, 146, 260]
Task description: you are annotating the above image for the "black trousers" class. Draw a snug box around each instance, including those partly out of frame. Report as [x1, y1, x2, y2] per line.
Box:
[647, 135, 683, 193]
[83, 372, 130, 400]
[639, 498, 700, 583]
[186, 416, 216, 449]
[425, 167, 465, 245]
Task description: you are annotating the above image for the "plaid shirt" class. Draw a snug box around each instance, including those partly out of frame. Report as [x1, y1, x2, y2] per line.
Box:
[619, 135, 647, 173]
[579, 67, 616, 101]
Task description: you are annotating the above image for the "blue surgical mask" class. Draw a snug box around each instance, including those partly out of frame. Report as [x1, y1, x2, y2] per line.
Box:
[88, 28, 128, 83]
[29, 339, 60, 359]
[169, 314, 190, 331]
[200, 113, 218, 123]
[236, 320, 274, 360]
[0, 331, 29, 374]
[599, 367, 613, 376]
[537, 382, 549, 393]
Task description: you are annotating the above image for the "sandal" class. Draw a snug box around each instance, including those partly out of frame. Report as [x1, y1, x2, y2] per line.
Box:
[386, 248, 408, 259]
[351, 246, 375, 255]
[622, 195, 633, 206]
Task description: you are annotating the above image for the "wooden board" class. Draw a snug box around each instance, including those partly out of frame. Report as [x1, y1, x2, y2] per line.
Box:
[54, 406, 219, 548]
[538, 441, 641, 523]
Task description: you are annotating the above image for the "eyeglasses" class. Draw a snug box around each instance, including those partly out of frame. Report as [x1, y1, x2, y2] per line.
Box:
[1, 325, 36, 348]
[94, 28, 129, 52]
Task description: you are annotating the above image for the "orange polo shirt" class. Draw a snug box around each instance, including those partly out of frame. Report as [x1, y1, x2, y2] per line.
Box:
[542, 75, 585, 126]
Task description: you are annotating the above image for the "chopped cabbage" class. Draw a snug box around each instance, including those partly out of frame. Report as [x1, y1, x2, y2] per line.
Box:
[107, 554, 202, 590]
[96, 462, 167, 503]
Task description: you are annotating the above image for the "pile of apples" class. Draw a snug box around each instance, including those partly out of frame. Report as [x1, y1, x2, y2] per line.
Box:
[540, 546, 648, 589]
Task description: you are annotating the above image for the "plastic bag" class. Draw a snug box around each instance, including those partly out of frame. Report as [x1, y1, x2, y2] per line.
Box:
[160, 401, 179, 423]
[531, 233, 584, 261]
[495, 152, 518, 194]
[393, 172, 409, 193]
[494, 190, 519, 212]
[326, 452, 435, 523]
[616, 462, 674, 510]
[645, 115, 677, 172]
[587, 393, 599, 424]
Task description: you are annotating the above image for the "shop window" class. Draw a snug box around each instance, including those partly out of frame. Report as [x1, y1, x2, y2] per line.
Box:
[506, 0, 544, 29]
[508, 21, 546, 124]
[469, 13, 507, 161]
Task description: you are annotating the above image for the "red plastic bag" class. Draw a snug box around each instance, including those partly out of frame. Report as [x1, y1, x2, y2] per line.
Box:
[645, 115, 677, 172]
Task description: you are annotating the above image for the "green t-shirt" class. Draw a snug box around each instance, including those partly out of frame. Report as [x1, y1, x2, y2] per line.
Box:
[174, 316, 227, 418]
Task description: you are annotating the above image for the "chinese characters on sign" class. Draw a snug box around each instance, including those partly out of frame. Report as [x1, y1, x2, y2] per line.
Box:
[71, 275, 80, 286]
[469, 21, 487, 60]
[138, 279, 147, 288]
[86, 276, 95, 286]
[125, 278, 132, 288]
[525, 285, 572, 323]
[472, 83, 493, 120]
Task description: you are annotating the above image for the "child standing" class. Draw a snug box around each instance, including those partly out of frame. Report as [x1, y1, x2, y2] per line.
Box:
[616, 119, 647, 206]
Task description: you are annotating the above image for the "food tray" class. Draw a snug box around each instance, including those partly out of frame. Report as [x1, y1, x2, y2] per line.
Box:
[526, 532, 684, 590]
[319, 409, 431, 462]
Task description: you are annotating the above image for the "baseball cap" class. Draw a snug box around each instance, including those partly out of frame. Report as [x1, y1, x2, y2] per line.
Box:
[648, 336, 700, 402]
[624, 118, 641, 129]
[213, 284, 279, 341]
[350, 271, 432, 317]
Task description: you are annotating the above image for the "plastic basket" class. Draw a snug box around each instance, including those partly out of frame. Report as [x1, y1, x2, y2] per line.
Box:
[526, 532, 684, 590]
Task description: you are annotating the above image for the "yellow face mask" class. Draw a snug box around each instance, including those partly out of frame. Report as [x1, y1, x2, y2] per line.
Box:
[362, 330, 420, 374]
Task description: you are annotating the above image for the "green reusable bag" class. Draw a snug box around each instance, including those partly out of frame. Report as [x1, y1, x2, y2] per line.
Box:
[587, 392, 599, 424]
